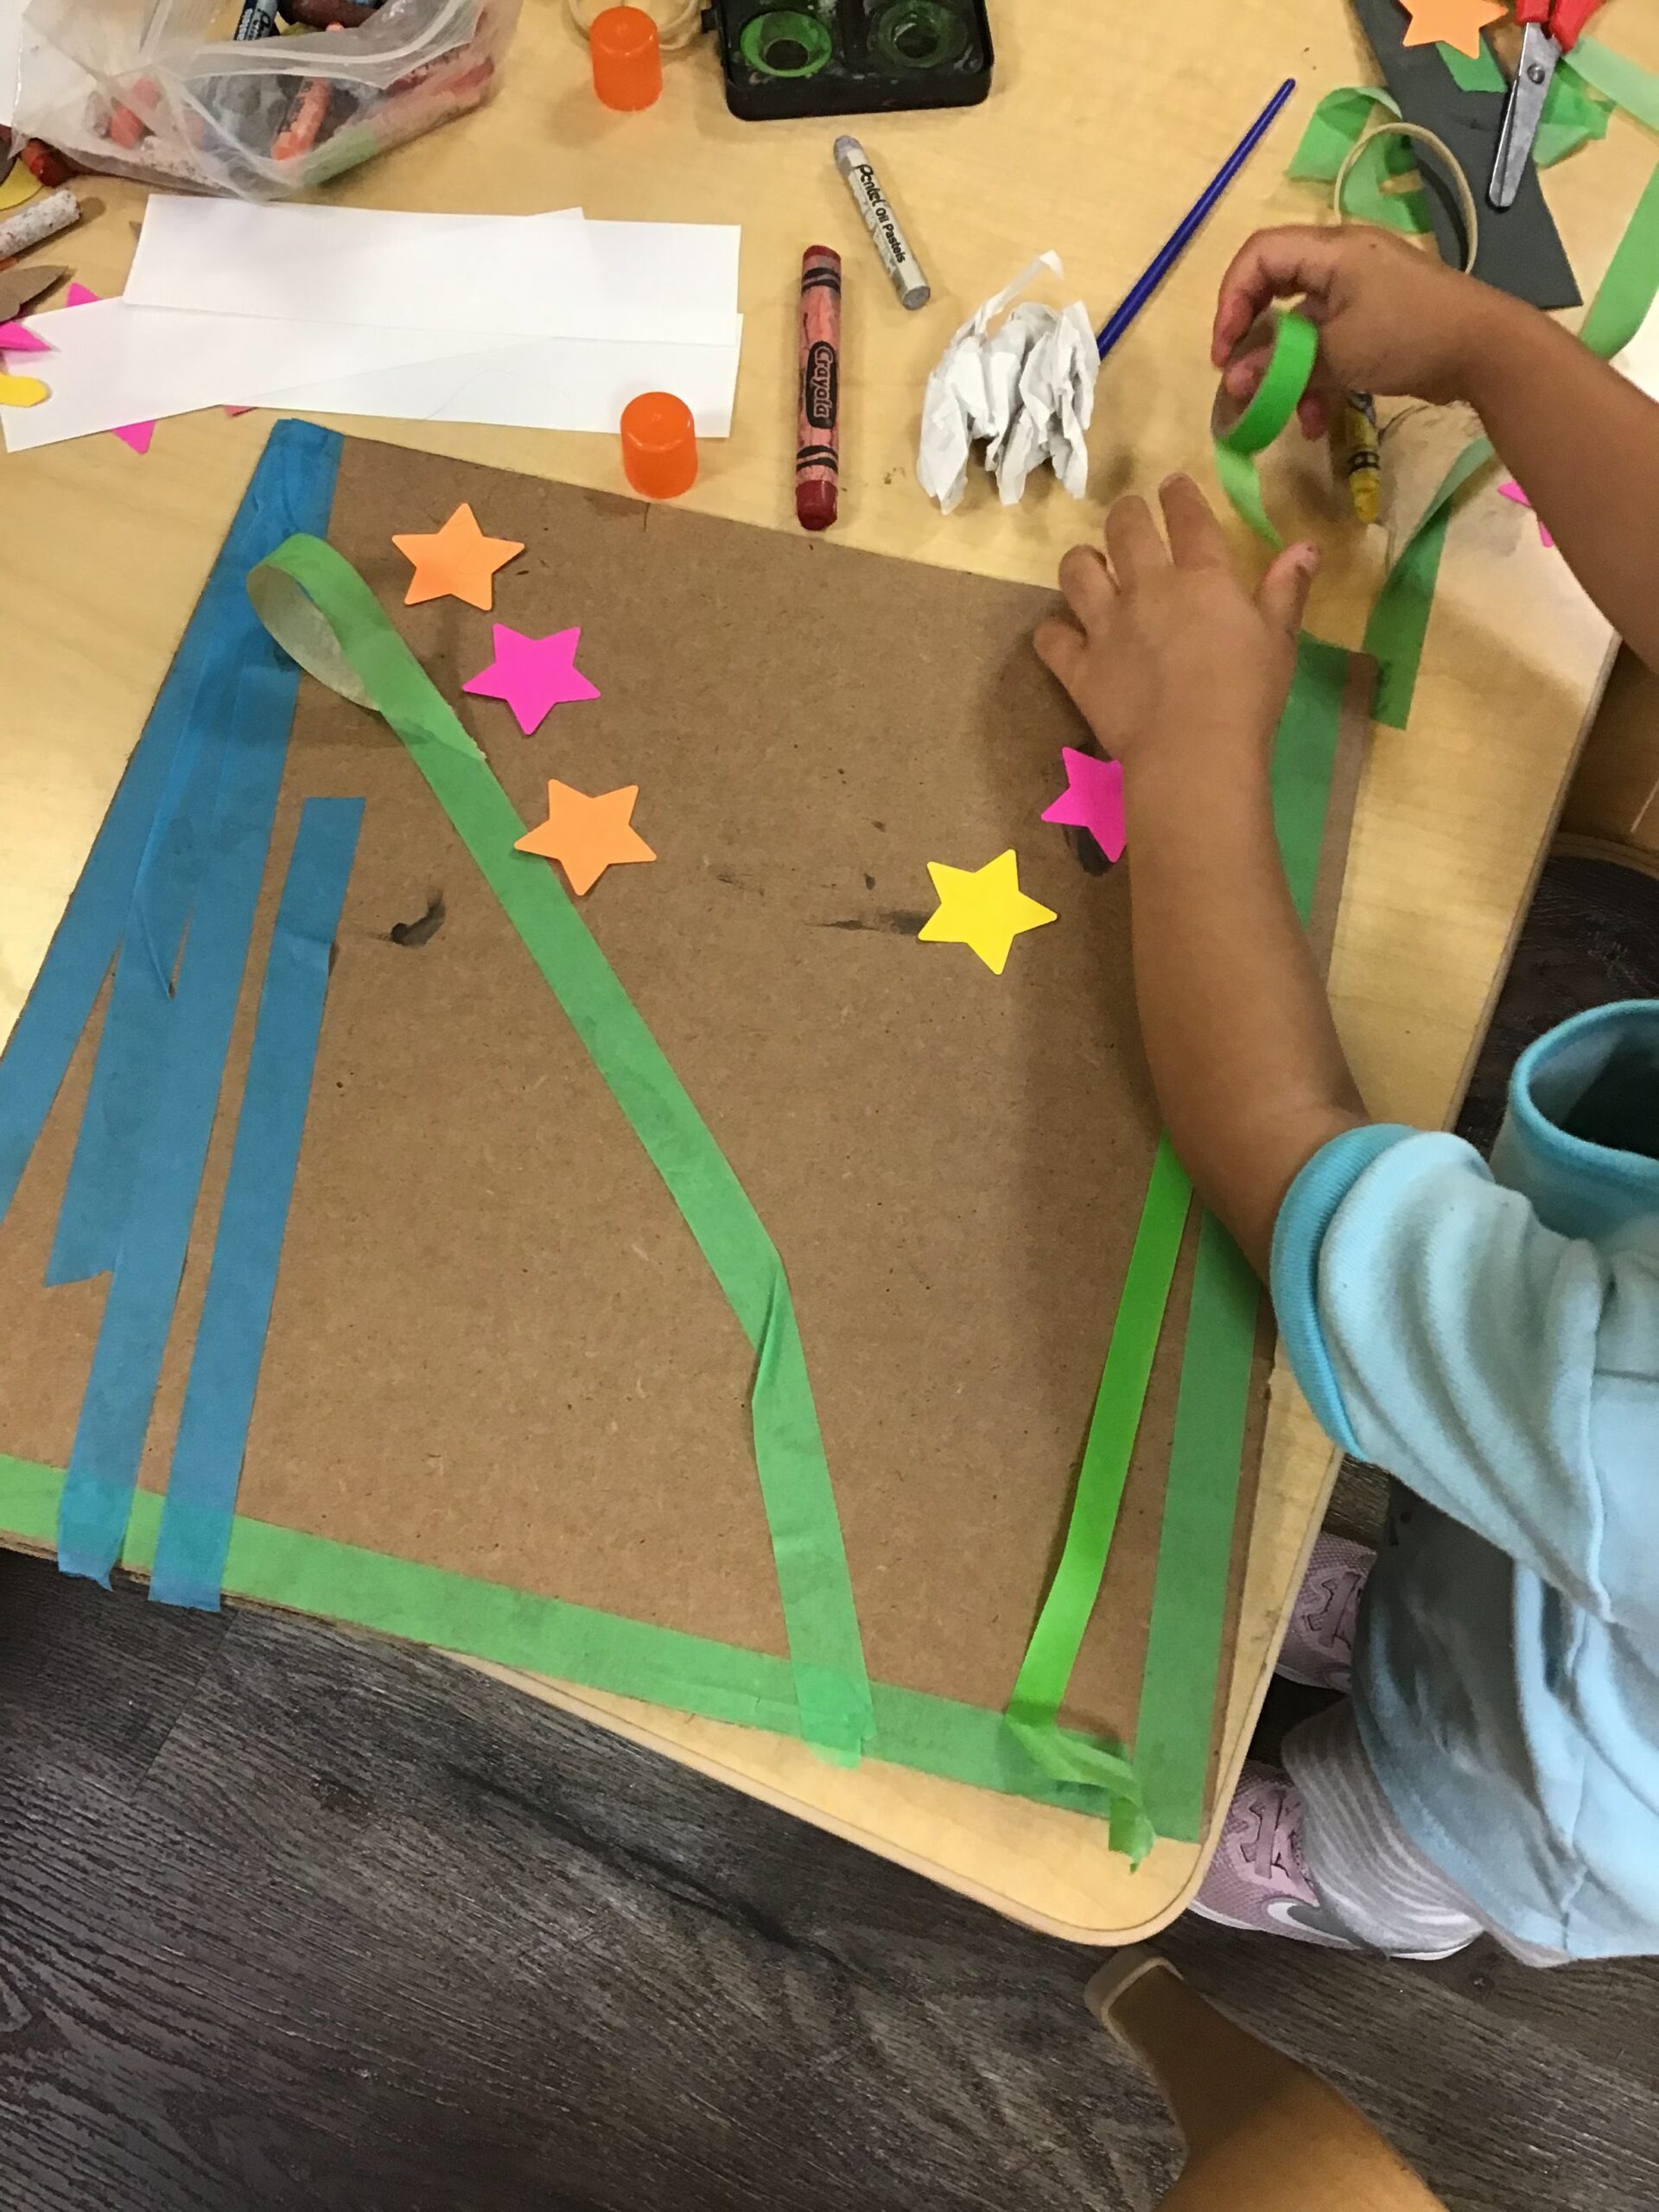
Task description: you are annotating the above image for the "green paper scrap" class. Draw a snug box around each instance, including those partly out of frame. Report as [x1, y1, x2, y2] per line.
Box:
[1366, 161, 1659, 730]
[1565, 35, 1659, 134]
[246, 536, 874, 1766]
[1287, 86, 1430, 235]
[1436, 40, 1503, 93]
[1532, 70, 1612, 169]
[1286, 85, 1401, 177]
[0, 1450, 1151, 1848]
[1214, 310, 1321, 550]
[1005, 1135, 1193, 1752]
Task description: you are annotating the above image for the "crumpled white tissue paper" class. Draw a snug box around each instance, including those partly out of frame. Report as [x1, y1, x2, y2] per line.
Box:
[916, 251, 1100, 513]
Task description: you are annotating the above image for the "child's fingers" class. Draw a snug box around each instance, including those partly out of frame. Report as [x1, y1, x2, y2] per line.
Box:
[1103, 494, 1168, 588]
[1057, 543, 1116, 633]
[1297, 389, 1332, 441]
[1255, 541, 1321, 641]
[1159, 474, 1230, 569]
[1222, 346, 1274, 404]
[1211, 226, 1341, 367]
[1033, 612, 1087, 691]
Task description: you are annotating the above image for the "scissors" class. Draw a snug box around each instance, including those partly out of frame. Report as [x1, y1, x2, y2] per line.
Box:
[1490, 0, 1606, 210]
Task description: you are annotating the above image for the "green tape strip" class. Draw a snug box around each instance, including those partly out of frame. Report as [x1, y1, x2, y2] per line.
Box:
[1132, 634, 1351, 1839]
[1566, 36, 1659, 135]
[1579, 155, 1659, 359]
[1213, 310, 1321, 549]
[1005, 1135, 1192, 1740]
[1363, 435, 1494, 729]
[1437, 40, 1503, 93]
[0, 1449, 1150, 1845]
[1366, 158, 1659, 730]
[245, 537, 874, 1764]
[1133, 1215, 1257, 1839]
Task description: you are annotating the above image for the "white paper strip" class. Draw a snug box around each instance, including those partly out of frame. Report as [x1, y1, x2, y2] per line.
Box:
[124, 199, 741, 351]
[2, 299, 500, 454]
[245, 319, 745, 440]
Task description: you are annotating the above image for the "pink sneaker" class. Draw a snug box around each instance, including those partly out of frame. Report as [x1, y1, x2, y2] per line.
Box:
[1277, 1531, 1373, 1691]
[1189, 1763, 1363, 1948]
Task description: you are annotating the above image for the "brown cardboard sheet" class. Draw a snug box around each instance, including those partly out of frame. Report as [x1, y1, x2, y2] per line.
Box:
[0, 435, 1369, 1778]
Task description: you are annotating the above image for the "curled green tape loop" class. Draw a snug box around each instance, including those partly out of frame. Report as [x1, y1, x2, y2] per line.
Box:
[1211, 308, 1320, 550]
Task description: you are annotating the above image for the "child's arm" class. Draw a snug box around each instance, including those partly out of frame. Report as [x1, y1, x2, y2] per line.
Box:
[1214, 225, 1659, 674]
[1034, 477, 1365, 1274]
[1037, 482, 1659, 1630]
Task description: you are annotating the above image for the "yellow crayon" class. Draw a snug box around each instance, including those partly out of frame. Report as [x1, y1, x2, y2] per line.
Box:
[1342, 391, 1381, 525]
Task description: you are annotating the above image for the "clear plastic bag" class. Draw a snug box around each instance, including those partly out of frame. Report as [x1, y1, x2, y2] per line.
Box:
[13, 0, 523, 198]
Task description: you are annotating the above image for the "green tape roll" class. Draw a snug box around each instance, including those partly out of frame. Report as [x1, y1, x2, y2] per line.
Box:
[1212, 309, 1320, 550]
[245, 535, 875, 1764]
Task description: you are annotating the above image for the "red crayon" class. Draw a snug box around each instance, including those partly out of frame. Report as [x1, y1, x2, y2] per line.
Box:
[796, 245, 841, 532]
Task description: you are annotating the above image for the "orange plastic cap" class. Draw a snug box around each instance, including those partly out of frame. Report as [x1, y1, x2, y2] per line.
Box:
[620, 391, 697, 499]
[591, 6, 663, 111]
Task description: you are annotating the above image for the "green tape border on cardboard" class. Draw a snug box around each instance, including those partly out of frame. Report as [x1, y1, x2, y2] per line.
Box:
[1002, 636, 1351, 1845]
[245, 533, 874, 1765]
[0, 1451, 1147, 1831]
[1131, 634, 1354, 1840]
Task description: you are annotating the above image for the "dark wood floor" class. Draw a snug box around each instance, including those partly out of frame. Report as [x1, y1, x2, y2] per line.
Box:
[1, 1556, 1656, 2212]
[3, 854, 1657, 2212]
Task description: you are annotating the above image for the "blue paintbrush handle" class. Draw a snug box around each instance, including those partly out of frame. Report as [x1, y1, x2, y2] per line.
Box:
[1096, 77, 1298, 361]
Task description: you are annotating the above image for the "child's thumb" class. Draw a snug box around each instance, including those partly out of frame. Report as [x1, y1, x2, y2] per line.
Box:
[1255, 542, 1320, 641]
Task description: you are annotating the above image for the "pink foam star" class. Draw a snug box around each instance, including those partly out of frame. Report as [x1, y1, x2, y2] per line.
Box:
[0, 320, 49, 353]
[461, 623, 600, 735]
[65, 282, 156, 454]
[1498, 480, 1554, 550]
[1040, 747, 1126, 863]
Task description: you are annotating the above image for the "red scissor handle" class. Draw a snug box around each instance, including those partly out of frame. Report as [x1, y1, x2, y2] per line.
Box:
[1517, 0, 1605, 47]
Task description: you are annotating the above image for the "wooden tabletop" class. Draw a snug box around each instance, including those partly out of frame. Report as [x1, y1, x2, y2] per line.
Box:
[3, 0, 1655, 1942]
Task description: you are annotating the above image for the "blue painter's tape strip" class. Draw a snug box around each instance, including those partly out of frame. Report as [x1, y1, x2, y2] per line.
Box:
[54, 424, 344, 1585]
[149, 798, 362, 1611]
[44, 728, 229, 1286]
[0, 423, 335, 1235]
[45, 422, 346, 1286]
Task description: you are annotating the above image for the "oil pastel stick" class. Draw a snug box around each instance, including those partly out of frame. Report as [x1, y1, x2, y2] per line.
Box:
[834, 134, 930, 311]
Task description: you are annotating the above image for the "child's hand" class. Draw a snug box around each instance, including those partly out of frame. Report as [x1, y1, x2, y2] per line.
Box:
[1033, 475, 1319, 776]
[1212, 224, 1511, 439]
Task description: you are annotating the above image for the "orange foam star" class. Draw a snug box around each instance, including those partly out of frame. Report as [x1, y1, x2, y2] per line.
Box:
[391, 502, 524, 611]
[1400, 0, 1506, 58]
[514, 780, 656, 897]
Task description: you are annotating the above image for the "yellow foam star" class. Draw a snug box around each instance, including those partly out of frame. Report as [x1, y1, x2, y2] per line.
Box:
[918, 849, 1057, 976]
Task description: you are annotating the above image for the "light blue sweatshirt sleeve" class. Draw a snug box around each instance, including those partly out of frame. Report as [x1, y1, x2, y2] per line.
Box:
[1271, 1126, 1659, 1634]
